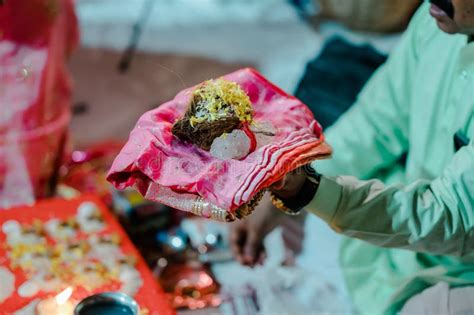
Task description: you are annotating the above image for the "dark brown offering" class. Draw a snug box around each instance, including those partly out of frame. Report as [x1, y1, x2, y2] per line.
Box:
[172, 79, 254, 151]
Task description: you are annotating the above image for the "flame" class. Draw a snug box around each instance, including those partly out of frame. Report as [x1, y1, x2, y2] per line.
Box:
[55, 287, 72, 305]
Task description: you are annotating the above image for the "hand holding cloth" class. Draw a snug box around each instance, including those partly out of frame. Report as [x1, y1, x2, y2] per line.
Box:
[107, 68, 331, 221]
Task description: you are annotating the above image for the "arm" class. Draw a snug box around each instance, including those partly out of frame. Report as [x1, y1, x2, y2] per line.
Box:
[308, 140, 474, 256]
[274, 6, 474, 256]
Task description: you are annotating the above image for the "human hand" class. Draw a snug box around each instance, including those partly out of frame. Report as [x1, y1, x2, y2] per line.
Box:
[270, 168, 307, 199]
[229, 192, 283, 266]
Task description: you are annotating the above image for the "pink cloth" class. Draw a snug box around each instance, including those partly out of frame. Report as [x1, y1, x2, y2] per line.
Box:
[107, 68, 331, 220]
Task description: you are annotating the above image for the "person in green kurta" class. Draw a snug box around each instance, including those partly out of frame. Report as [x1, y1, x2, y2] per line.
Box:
[230, 1, 474, 314]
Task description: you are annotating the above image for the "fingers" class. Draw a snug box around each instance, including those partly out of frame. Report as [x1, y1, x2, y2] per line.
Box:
[243, 229, 264, 266]
[243, 229, 258, 263]
[229, 224, 246, 264]
[229, 197, 279, 267]
[270, 178, 286, 190]
[271, 170, 307, 198]
[229, 222, 266, 267]
[256, 250, 266, 266]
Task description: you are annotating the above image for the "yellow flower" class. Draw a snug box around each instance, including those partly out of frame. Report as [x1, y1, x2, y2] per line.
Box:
[189, 79, 253, 127]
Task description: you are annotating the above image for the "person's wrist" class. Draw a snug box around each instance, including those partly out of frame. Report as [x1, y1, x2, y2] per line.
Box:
[273, 170, 307, 199]
[271, 165, 321, 215]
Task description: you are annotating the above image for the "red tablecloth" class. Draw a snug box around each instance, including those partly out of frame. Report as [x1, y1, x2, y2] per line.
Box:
[0, 195, 175, 314]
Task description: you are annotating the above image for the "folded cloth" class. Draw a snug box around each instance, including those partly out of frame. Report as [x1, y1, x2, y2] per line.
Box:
[107, 68, 331, 222]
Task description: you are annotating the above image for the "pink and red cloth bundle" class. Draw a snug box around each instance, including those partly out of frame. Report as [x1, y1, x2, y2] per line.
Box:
[108, 68, 331, 221]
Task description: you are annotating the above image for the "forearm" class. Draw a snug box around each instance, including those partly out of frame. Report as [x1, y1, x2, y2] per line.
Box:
[306, 168, 474, 256]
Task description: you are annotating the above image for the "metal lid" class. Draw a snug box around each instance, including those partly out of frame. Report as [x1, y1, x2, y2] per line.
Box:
[74, 292, 139, 315]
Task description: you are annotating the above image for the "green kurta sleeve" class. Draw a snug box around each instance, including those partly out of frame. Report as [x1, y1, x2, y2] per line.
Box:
[301, 4, 474, 313]
[307, 140, 474, 256]
[306, 5, 474, 256]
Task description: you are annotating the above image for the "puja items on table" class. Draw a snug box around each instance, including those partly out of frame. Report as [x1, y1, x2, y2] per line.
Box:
[107, 68, 331, 222]
[159, 261, 221, 310]
[0, 196, 175, 315]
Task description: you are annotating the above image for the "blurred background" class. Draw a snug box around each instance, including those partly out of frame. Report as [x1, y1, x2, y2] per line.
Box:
[71, 0, 408, 145]
[1, 0, 421, 314]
